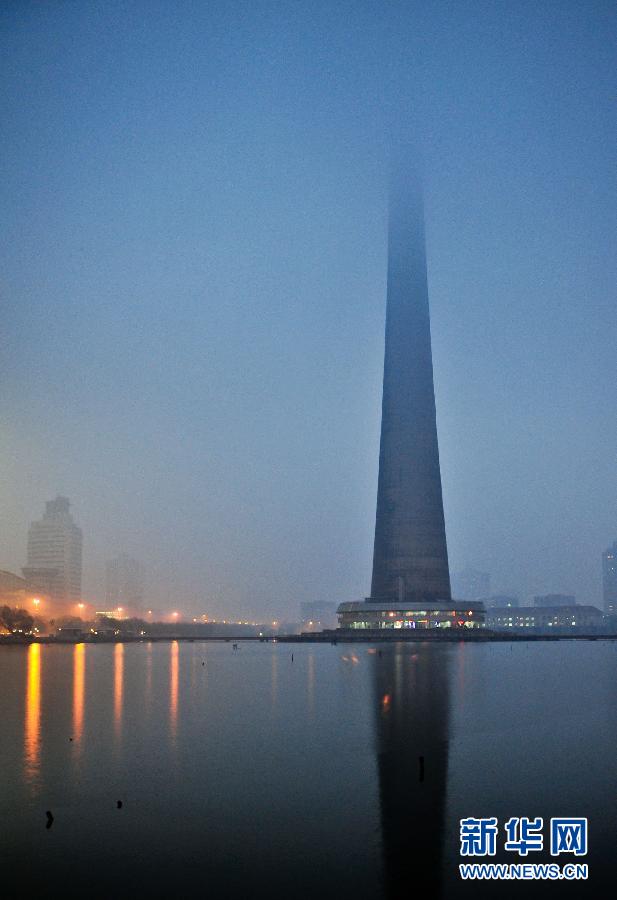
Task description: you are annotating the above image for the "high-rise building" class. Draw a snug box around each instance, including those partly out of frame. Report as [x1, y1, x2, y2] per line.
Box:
[451, 569, 491, 601]
[338, 162, 484, 630]
[23, 496, 82, 604]
[105, 554, 144, 611]
[603, 541, 617, 616]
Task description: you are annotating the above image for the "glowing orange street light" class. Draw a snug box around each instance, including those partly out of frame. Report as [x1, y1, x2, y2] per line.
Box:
[78, 603, 85, 611]
[33, 598, 41, 608]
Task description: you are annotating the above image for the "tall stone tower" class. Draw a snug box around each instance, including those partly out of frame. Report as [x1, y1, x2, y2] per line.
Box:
[370, 170, 451, 604]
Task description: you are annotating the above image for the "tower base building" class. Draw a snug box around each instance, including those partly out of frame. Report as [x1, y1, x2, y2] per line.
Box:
[337, 600, 485, 630]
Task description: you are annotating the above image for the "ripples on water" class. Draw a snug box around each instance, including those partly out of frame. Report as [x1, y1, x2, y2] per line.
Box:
[1, 640, 616, 898]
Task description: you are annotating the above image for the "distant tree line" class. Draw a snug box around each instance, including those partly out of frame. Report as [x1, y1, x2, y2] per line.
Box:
[0, 605, 34, 633]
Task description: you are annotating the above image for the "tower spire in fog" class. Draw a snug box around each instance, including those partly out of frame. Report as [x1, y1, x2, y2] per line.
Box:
[336, 160, 485, 630]
[369, 164, 451, 604]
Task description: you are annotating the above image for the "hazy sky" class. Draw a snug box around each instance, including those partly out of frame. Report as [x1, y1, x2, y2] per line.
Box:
[1, 1, 615, 619]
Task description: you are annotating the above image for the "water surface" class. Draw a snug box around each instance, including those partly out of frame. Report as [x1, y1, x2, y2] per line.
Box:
[1, 640, 615, 898]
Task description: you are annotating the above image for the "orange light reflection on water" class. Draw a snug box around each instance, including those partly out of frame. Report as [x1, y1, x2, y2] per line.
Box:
[170, 641, 179, 739]
[114, 643, 124, 737]
[24, 643, 41, 784]
[145, 641, 153, 710]
[72, 643, 85, 748]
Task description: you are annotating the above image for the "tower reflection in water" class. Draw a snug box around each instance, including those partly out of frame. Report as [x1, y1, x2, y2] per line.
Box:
[372, 644, 452, 899]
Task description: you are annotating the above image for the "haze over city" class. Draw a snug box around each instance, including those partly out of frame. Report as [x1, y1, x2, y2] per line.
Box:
[2, 1, 615, 621]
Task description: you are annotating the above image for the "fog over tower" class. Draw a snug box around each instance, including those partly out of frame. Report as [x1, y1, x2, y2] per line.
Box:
[370, 166, 451, 604]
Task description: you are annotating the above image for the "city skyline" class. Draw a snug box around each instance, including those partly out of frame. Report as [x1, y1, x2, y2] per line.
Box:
[1, 1, 615, 620]
[2, 489, 610, 620]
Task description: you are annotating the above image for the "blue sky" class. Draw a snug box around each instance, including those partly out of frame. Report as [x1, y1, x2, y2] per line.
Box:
[1, 1, 615, 617]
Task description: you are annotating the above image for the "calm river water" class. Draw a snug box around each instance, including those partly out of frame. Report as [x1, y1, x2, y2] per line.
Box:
[1, 640, 616, 898]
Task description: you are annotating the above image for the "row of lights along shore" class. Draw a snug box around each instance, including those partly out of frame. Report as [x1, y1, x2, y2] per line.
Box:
[27, 597, 274, 628]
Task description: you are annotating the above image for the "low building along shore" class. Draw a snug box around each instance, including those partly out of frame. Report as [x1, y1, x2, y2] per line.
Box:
[486, 604, 603, 632]
[336, 600, 486, 630]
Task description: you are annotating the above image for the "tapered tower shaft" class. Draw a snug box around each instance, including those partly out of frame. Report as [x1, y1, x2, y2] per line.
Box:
[370, 175, 451, 603]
